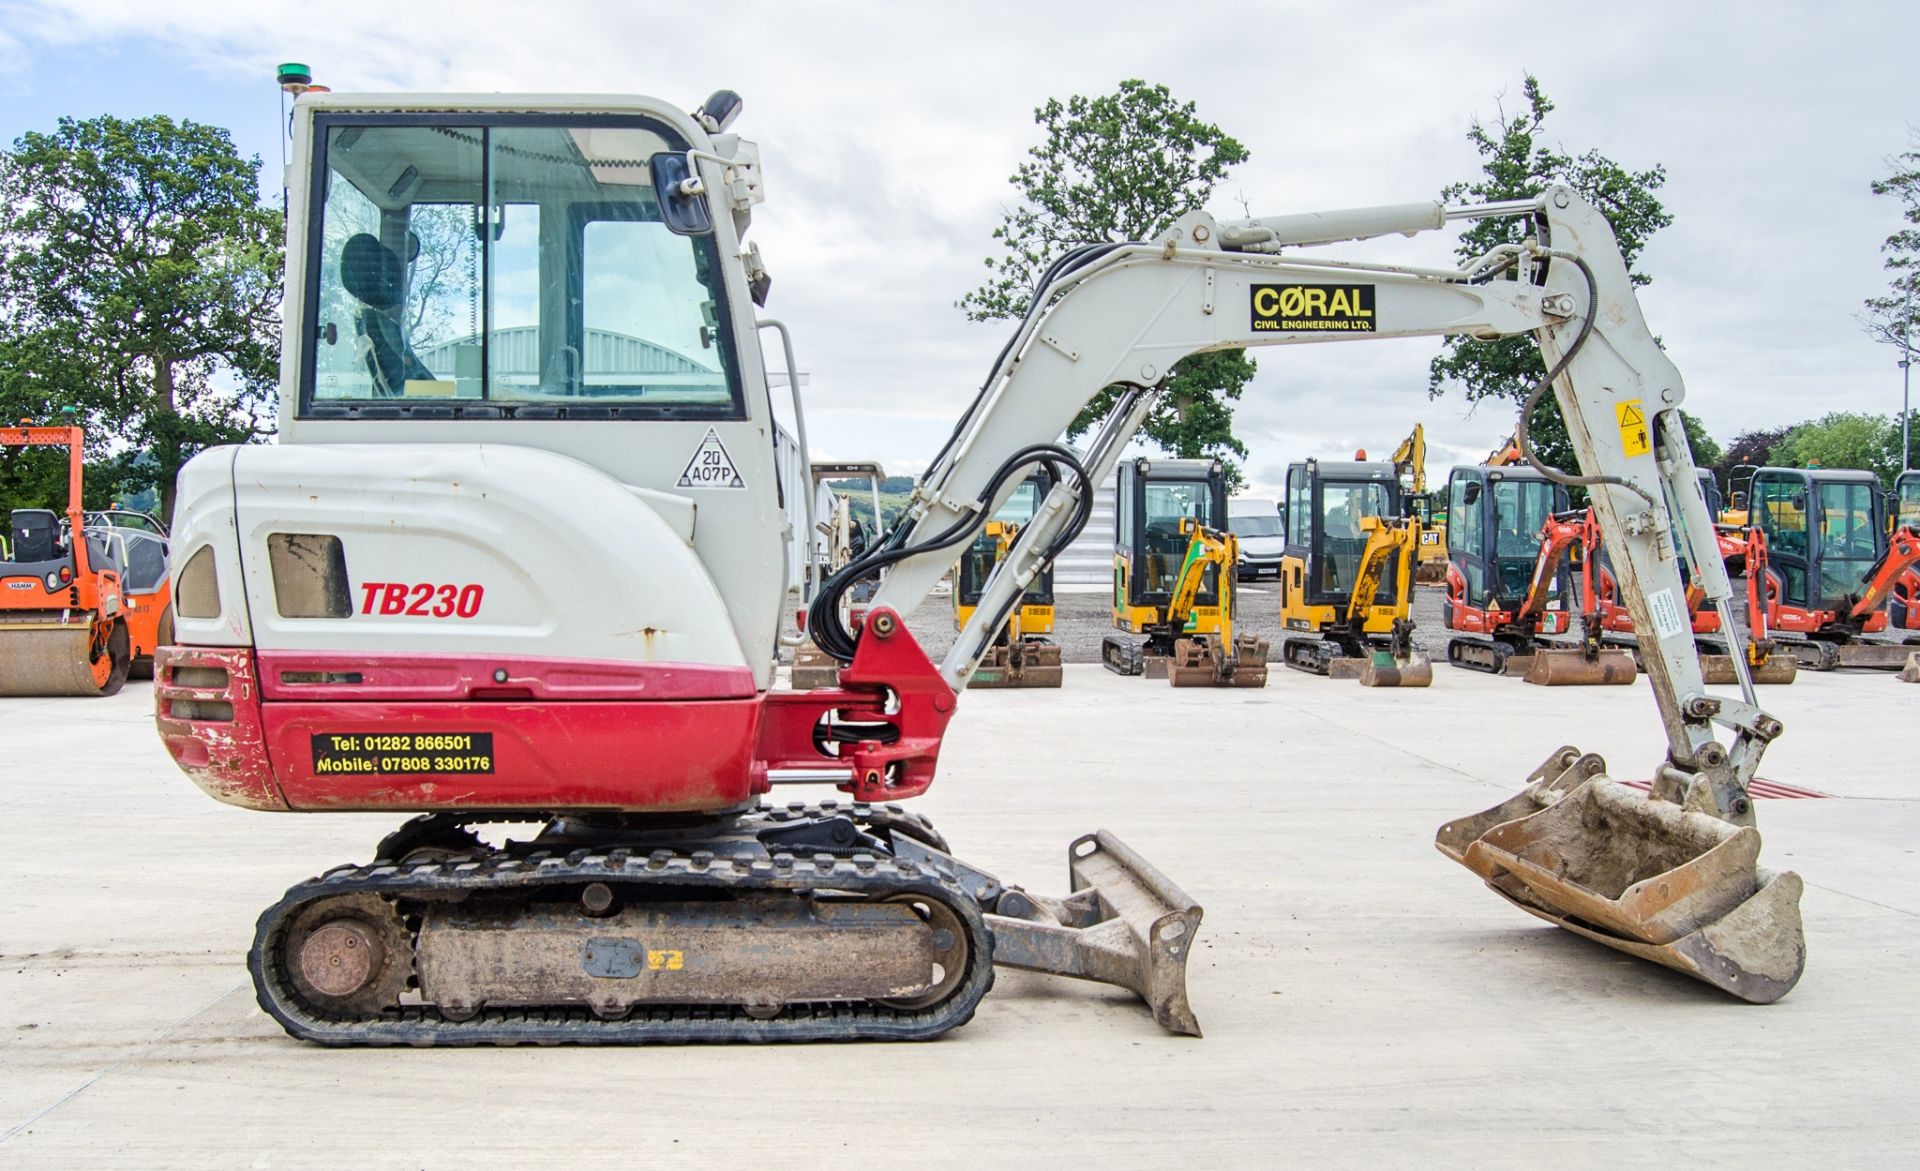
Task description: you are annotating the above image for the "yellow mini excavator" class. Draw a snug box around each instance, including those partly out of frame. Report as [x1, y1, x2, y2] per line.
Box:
[952, 471, 1062, 687]
[1103, 457, 1268, 685]
[1389, 425, 1448, 584]
[1278, 457, 1431, 686]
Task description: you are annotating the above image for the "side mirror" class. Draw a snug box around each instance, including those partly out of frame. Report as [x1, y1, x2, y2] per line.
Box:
[649, 152, 714, 237]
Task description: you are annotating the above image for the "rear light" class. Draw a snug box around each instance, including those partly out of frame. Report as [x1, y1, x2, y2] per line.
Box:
[44, 571, 59, 589]
[58, 565, 71, 583]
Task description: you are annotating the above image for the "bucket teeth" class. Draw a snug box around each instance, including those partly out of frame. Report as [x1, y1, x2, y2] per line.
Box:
[1437, 748, 1806, 1004]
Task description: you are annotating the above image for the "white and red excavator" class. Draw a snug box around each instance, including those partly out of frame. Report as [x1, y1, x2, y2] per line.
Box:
[153, 85, 1803, 1046]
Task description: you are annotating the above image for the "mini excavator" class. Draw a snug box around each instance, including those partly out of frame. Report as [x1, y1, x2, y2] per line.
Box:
[1277, 456, 1430, 686]
[1735, 466, 1920, 671]
[952, 471, 1062, 688]
[1389, 425, 1449, 584]
[1102, 457, 1268, 686]
[1440, 465, 1636, 685]
[155, 87, 1807, 1047]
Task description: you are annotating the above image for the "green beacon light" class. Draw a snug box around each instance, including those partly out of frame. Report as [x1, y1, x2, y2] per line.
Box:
[278, 63, 325, 96]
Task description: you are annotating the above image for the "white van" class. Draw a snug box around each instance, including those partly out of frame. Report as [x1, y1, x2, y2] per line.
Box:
[1228, 497, 1286, 581]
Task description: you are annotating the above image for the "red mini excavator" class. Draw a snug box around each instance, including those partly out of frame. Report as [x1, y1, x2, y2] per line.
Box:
[1442, 466, 1634, 684]
[1736, 467, 1920, 671]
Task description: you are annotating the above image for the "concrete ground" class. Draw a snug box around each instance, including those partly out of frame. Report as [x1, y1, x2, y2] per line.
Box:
[2, 664, 1916, 1168]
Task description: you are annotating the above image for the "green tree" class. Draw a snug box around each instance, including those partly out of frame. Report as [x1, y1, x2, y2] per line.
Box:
[0, 114, 281, 522]
[1772, 411, 1899, 485]
[1713, 425, 1793, 496]
[1864, 131, 1920, 353]
[1429, 75, 1673, 472]
[961, 80, 1256, 482]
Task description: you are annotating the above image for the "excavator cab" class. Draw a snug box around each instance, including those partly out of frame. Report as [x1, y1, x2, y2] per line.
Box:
[952, 469, 1063, 687]
[1745, 466, 1918, 668]
[1277, 458, 1430, 685]
[1103, 457, 1266, 684]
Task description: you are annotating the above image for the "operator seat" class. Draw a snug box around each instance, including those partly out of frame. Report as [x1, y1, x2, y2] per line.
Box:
[340, 233, 434, 398]
[10, 509, 59, 562]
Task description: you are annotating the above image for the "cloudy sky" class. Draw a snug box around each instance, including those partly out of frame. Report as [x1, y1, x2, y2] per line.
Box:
[2, 0, 1916, 496]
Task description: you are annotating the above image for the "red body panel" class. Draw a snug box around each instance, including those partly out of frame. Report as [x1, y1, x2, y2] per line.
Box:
[156, 608, 958, 815]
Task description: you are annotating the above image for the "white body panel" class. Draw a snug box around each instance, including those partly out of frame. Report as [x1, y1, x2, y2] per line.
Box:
[171, 447, 252, 647]
[229, 444, 747, 671]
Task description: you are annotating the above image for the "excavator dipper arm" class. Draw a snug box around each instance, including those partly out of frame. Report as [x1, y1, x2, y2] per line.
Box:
[857, 188, 1773, 810]
[835, 187, 1802, 1001]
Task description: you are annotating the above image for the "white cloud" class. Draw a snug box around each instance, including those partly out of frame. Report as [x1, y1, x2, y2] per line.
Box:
[7, 0, 1918, 483]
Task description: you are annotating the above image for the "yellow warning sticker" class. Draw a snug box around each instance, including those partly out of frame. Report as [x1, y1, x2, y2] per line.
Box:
[1616, 399, 1652, 457]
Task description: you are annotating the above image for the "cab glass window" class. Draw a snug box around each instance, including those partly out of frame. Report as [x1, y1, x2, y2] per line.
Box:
[1899, 477, 1920, 531]
[1816, 481, 1878, 598]
[1317, 481, 1393, 594]
[1142, 481, 1213, 595]
[304, 117, 740, 417]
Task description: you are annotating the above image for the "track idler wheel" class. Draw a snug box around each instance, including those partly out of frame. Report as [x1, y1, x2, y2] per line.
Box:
[280, 892, 412, 1017]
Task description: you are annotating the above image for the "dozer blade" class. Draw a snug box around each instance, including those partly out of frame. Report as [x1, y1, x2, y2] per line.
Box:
[1522, 647, 1637, 686]
[1902, 652, 1920, 683]
[1700, 654, 1797, 685]
[985, 830, 1204, 1036]
[1438, 750, 1805, 1004]
[1168, 634, 1268, 688]
[968, 642, 1063, 689]
[1358, 649, 1433, 688]
[0, 626, 126, 697]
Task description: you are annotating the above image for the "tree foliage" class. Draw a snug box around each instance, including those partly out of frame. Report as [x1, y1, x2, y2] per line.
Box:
[0, 114, 281, 521]
[1429, 75, 1674, 477]
[1863, 131, 1920, 352]
[1772, 411, 1902, 486]
[961, 80, 1255, 481]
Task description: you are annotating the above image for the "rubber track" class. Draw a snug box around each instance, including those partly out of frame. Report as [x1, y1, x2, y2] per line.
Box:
[251, 827, 995, 1047]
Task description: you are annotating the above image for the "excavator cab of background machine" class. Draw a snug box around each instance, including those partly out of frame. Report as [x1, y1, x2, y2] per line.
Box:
[1106, 458, 1227, 675]
[1443, 466, 1571, 624]
[1753, 467, 1884, 614]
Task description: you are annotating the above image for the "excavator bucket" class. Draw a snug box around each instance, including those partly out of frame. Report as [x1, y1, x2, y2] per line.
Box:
[1168, 634, 1269, 687]
[1437, 747, 1805, 1004]
[967, 641, 1064, 689]
[981, 831, 1204, 1036]
[1700, 654, 1797, 685]
[0, 625, 129, 697]
[789, 638, 842, 690]
[1357, 648, 1433, 688]
[1522, 647, 1637, 686]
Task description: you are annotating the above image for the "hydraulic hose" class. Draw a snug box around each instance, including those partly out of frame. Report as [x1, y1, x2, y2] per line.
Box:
[807, 444, 1093, 665]
[1514, 253, 1658, 508]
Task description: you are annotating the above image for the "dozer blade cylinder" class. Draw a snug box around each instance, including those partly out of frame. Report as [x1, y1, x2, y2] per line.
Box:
[987, 830, 1203, 1037]
[1437, 757, 1805, 1004]
[1522, 648, 1637, 686]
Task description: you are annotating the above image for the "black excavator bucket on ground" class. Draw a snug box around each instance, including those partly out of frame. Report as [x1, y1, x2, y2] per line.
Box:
[1437, 746, 1805, 1004]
